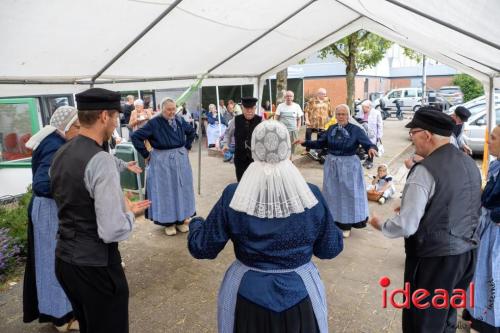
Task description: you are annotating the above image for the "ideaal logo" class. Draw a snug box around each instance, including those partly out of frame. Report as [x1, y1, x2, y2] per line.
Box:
[379, 276, 474, 309]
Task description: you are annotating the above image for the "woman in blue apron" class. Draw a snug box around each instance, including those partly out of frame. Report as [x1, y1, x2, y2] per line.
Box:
[188, 121, 343, 332]
[463, 125, 500, 333]
[23, 106, 81, 331]
[131, 97, 196, 236]
[296, 104, 377, 238]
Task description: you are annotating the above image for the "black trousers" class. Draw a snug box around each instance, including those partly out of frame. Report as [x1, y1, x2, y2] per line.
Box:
[234, 157, 252, 182]
[402, 250, 476, 333]
[305, 128, 324, 151]
[55, 258, 129, 333]
[234, 295, 319, 333]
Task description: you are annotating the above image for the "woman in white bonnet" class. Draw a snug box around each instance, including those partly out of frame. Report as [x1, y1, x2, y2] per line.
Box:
[188, 120, 343, 333]
[23, 106, 80, 331]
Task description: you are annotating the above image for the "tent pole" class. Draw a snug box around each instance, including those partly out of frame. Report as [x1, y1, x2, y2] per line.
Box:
[268, 78, 273, 112]
[216, 85, 222, 137]
[421, 55, 427, 105]
[91, 0, 183, 82]
[488, 76, 495, 134]
[198, 90, 202, 195]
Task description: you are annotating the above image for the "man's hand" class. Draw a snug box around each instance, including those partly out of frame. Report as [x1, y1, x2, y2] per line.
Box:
[368, 148, 377, 158]
[394, 206, 401, 213]
[125, 197, 151, 215]
[368, 213, 383, 231]
[222, 145, 229, 153]
[127, 161, 142, 174]
[293, 139, 305, 145]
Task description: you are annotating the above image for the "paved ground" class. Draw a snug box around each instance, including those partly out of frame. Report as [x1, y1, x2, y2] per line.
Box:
[0, 117, 472, 332]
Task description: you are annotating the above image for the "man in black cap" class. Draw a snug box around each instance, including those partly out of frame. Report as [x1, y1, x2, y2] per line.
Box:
[51, 88, 150, 333]
[450, 105, 472, 154]
[369, 106, 481, 332]
[223, 96, 262, 181]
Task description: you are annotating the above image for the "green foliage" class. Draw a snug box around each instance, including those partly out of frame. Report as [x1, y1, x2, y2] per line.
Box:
[402, 48, 422, 62]
[0, 191, 31, 255]
[319, 30, 393, 71]
[452, 74, 484, 102]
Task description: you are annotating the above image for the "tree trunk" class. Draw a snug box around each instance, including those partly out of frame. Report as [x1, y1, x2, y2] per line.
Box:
[345, 51, 358, 115]
[276, 68, 288, 104]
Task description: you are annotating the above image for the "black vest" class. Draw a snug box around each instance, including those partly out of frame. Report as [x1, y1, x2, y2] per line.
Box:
[405, 144, 481, 257]
[51, 135, 121, 266]
[234, 114, 262, 161]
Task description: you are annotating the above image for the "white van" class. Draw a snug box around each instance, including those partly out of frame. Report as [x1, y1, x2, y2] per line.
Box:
[377, 88, 423, 112]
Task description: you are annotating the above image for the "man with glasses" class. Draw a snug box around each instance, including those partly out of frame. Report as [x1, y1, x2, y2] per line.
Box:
[304, 88, 332, 160]
[369, 107, 481, 332]
[276, 90, 303, 156]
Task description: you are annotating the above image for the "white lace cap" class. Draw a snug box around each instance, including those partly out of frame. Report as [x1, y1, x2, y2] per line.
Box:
[229, 120, 318, 218]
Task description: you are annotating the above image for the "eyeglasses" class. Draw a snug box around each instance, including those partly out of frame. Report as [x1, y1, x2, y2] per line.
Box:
[408, 129, 426, 137]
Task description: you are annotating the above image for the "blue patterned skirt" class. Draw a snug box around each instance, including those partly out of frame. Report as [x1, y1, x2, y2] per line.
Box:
[31, 196, 73, 319]
[322, 154, 369, 225]
[218, 260, 328, 333]
[146, 147, 195, 225]
[467, 208, 500, 328]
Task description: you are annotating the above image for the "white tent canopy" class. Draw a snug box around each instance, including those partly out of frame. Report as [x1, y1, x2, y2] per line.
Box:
[1, 0, 499, 95]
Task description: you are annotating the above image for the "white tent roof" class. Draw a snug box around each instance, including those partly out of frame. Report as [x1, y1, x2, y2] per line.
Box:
[1, 0, 499, 93]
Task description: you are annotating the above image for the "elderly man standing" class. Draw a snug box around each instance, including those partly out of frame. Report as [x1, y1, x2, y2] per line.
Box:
[304, 88, 333, 159]
[223, 97, 262, 181]
[369, 107, 481, 333]
[131, 97, 196, 236]
[51, 88, 150, 333]
[276, 90, 303, 156]
[356, 100, 383, 169]
[450, 105, 473, 155]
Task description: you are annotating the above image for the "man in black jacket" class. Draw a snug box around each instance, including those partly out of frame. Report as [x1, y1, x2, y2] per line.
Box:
[223, 97, 262, 181]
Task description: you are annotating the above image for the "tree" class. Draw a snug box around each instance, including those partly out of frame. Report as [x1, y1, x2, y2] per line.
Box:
[319, 30, 392, 112]
[452, 73, 484, 102]
[276, 68, 288, 105]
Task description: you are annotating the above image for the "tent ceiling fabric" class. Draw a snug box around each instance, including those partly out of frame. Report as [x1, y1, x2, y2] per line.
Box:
[0, 0, 499, 87]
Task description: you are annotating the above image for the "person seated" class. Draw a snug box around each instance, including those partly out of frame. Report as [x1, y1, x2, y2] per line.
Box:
[367, 164, 395, 204]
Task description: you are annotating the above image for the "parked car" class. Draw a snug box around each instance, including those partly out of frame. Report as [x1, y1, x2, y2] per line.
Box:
[437, 86, 463, 105]
[462, 105, 500, 154]
[447, 94, 500, 116]
[377, 88, 423, 112]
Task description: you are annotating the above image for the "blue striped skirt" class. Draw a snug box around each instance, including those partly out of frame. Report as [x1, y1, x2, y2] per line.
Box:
[323, 154, 369, 225]
[31, 196, 73, 319]
[218, 260, 328, 333]
[467, 208, 500, 327]
[146, 147, 195, 225]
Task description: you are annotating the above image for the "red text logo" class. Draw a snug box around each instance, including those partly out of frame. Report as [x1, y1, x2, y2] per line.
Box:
[379, 276, 474, 309]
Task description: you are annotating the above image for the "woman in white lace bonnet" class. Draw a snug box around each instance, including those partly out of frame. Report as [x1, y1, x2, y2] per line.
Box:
[188, 120, 343, 333]
[24, 106, 80, 332]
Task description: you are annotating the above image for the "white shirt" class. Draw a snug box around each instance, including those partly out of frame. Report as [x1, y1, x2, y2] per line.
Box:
[276, 102, 303, 131]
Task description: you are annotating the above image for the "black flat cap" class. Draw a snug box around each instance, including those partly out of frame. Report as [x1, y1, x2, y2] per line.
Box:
[241, 96, 258, 108]
[454, 106, 471, 122]
[405, 108, 454, 136]
[76, 88, 122, 112]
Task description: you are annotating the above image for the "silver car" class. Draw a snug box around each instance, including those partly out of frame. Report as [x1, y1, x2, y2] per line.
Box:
[462, 106, 500, 154]
[437, 86, 463, 106]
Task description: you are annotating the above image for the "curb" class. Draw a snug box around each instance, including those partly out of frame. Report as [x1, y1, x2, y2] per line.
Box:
[386, 142, 414, 170]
